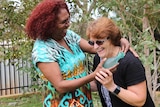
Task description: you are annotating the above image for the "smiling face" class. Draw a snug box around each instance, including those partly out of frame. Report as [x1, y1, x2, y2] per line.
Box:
[90, 37, 113, 58]
[53, 8, 70, 41]
[86, 17, 122, 58]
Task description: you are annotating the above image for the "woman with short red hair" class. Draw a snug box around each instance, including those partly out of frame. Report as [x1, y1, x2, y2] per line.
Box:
[88, 17, 155, 107]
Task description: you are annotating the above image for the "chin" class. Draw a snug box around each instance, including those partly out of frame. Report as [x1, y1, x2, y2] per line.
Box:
[97, 53, 104, 58]
[97, 51, 106, 58]
[63, 33, 66, 37]
[62, 32, 66, 37]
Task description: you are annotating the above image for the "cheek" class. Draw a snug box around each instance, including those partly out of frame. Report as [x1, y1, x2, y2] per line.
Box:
[60, 25, 67, 30]
[98, 47, 107, 57]
[56, 27, 65, 34]
[57, 25, 63, 29]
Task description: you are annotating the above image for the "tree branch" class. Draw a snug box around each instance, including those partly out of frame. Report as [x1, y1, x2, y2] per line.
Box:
[149, 9, 160, 15]
[88, 0, 97, 14]
[74, 0, 82, 8]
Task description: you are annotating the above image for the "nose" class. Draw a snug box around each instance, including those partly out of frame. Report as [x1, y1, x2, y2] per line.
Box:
[93, 43, 99, 49]
[65, 20, 70, 27]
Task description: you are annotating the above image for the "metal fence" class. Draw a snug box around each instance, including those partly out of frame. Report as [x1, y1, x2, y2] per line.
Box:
[0, 40, 35, 97]
[0, 58, 33, 96]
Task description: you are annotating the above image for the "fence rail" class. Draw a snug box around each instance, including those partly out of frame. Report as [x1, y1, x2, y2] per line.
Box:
[0, 59, 33, 96]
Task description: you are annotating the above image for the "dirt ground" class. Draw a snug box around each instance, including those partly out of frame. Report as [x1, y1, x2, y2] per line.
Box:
[155, 91, 160, 107]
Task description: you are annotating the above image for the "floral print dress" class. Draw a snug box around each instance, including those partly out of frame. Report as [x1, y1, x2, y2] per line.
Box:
[32, 30, 93, 107]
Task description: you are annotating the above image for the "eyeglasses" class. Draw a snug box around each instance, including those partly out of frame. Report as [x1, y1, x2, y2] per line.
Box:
[59, 18, 70, 25]
[88, 37, 109, 46]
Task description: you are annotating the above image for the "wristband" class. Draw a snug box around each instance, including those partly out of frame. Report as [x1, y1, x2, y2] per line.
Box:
[113, 85, 121, 95]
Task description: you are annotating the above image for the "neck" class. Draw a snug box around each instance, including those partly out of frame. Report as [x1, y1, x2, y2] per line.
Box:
[105, 46, 121, 58]
[56, 38, 65, 44]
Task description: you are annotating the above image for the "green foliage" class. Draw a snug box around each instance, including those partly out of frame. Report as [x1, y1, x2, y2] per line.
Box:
[0, 0, 43, 91]
[0, 0, 159, 101]
[102, 1, 160, 101]
[0, 1, 28, 59]
[67, 0, 160, 101]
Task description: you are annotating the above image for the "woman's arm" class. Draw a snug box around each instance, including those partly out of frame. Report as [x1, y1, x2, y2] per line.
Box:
[79, 38, 96, 53]
[79, 37, 135, 55]
[117, 81, 146, 106]
[120, 38, 139, 57]
[90, 80, 98, 92]
[95, 69, 147, 107]
[37, 58, 106, 94]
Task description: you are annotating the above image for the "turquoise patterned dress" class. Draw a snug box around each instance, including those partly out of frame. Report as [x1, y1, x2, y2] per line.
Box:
[32, 30, 93, 107]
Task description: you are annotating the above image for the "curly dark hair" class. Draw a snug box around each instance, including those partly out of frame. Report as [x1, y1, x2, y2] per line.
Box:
[25, 0, 70, 40]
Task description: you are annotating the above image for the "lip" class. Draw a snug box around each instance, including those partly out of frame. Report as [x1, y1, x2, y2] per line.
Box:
[61, 29, 67, 36]
[63, 28, 67, 32]
[97, 47, 104, 54]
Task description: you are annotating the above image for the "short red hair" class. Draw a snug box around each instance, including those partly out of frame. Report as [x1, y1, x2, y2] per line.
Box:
[25, 0, 69, 40]
[86, 17, 121, 46]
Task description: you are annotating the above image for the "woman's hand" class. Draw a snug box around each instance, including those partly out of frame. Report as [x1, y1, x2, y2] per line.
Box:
[120, 38, 130, 53]
[95, 64, 118, 92]
[120, 38, 139, 57]
[94, 58, 106, 73]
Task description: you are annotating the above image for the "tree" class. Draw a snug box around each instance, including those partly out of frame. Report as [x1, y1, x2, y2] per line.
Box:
[0, 0, 42, 60]
[0, 0, 43, 92]
[94, 0, 160, 101]
[67, 0, 160, 102]
[0, 0, 159, 104]
[66, 0, 110, 38]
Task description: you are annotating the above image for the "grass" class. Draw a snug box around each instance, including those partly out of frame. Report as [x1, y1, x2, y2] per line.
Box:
[0, 92, 102, 107]
[0, 92, 159, 107]
[155, 92, 160, 107]
[0, 93, 42, 107]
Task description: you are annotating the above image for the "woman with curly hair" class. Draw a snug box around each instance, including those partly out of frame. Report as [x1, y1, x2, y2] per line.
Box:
[25, 0, 132, 106]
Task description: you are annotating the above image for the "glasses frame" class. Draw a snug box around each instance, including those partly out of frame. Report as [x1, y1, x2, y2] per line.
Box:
[88, 37, 110, 46]
[59, 17, 70, 25]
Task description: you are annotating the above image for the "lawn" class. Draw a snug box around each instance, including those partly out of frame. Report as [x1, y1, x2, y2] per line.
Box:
[155, 91, 160, 107]
[0, 92, 160, 107]
[0, 93, 42, 107]
[0, 92, 102, 107]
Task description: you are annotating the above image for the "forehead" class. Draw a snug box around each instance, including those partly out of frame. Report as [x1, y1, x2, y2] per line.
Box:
[57, 8, 69, 21]
[90, 35, 106, 40]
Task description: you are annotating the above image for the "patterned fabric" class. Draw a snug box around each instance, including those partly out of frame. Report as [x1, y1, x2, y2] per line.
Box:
[101, 86, 112, 107]
[32, 30, 93, 107]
